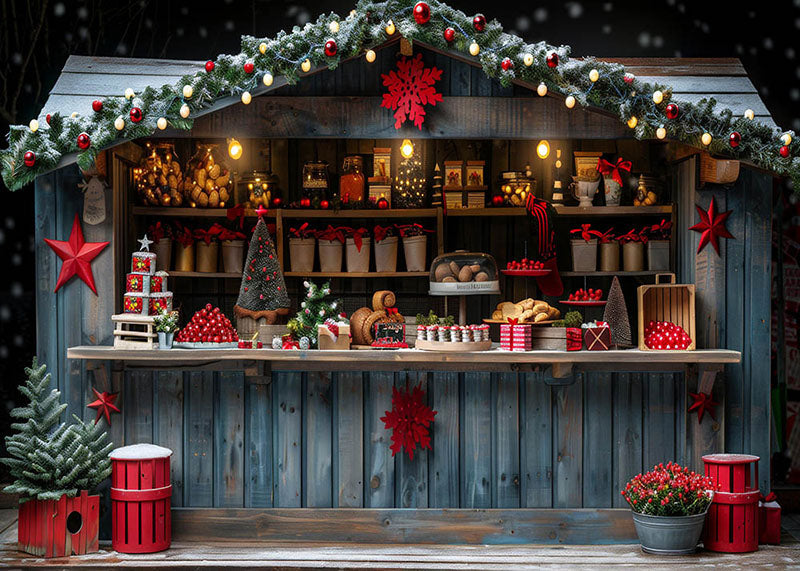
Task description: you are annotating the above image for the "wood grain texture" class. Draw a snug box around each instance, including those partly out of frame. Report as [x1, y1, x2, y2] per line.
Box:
[583, 373, 612, 508]
[245, 378, 273, 507]
[493, 373, 520, 508]
[185, 372, 214, 507]
[395, 372, 429, 508]
[461, 372, 491, 508]
[612, 373, 643, 508]
[215, 372, 245, 507]
[336, 372, 364, 508]
[553, 379, 582, 508]
[521, 373, 552, 508]
[274, 372, 302, 508]
[364, 372, 395, 508]
[304, 372, 333, 507]
[154, 371, 184, 506]
[430, 372, 460, 508]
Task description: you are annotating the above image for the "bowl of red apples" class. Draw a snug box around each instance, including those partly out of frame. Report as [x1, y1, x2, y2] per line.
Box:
[174, 303, 240, 348]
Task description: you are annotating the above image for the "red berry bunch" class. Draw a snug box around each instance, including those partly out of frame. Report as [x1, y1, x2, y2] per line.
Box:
[506, 258, 544, 270]
[568, 288, 602, 301]
[644, 321, 691, 350]
[620, 461, 714, 516]
[176, 303, 239, 343]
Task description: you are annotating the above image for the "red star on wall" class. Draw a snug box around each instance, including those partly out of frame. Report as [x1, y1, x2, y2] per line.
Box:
[44, 213, 109, 294]
[688, 391, 719, 423]
[87, 388, 121, 425]
[689, 197, 734, 256]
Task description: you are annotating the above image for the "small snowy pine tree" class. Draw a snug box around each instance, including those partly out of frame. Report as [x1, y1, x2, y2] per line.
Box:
[287, 281, 342, 346]
[603, 276, 633, 347]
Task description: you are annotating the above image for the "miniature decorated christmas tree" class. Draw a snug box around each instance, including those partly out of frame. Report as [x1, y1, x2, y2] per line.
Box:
[2, 358, 112, 500]
[233, 217, 291, 324]
[603, 276, 632, 347]
[393, 153, 427, 208]
[287, 281, 343, 347]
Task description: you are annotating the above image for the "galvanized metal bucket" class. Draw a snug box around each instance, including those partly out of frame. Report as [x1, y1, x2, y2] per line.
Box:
[631, 510, 708, 555]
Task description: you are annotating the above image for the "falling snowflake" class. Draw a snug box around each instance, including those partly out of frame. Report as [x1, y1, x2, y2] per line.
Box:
[381, 54, 443, 130]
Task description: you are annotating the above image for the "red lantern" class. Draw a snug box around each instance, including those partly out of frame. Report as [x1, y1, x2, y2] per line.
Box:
[472, 14, 486, 32]
[491, 194, 504, 206]
[377, 196, 390, 210]
[729, 131, 741, 148]
[324, 39, 337, 57]
[443, 27, 455, 42]
[243, 61, 254, 74]
[320, 199, 330, 210]
[665, 103, 679, 120]
[205, 60, 215, 72]
[780, 145, 790, 158]
[413, 2, 431, 24]
[23, 151, 36, 167]
[92, 100, 103, 113]
[546, 52, 559, 68]
[300, 197, 312, 208]
[77, 133, 91, 150]
[129, 107, 143, 123]
[501, 57, 513, 71]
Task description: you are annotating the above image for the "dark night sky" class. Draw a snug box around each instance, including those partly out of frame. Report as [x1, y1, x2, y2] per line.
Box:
[0, 0, 798, 409]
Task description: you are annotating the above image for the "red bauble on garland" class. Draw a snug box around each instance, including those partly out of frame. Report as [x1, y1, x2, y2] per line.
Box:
[45, 113, 51, 124]
[413, 2, 431, 24]
[491, 193, 504, 206]
[443, 27, 455, 42]
[324, 39, 337, 57]
[377, 196, 390, 210]
[501, 57, 513, 71]
[780, 145, 790, 158]
[205, 60, 215, 72]
[23, 151, 36, 168]
[380, 382, 437, 460]
[381, 53, 443, 129]
[44, 213, 109, 294]
[546, 52, 559, 68]
[665, 103, 679, 120]
[300, 197, 312, 208]
[129, 107, 143, 123]
[689, 196, 734, 256]
[243, 61, 254, 74]
[77, 133, 91, 150]
[320, 199, 330, 209]
[87, 388, 121, 425]
[92, 100, 103, 113]
[272, 197, 283, 208]
[472, 14, 486, 32]
[729, 131, 741, 148]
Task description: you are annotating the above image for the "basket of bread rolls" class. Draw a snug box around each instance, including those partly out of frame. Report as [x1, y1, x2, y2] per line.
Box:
[487, 297, 561, 324]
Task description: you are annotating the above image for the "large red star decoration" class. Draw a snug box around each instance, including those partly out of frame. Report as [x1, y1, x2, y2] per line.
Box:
[688, 391, 719, 423]
[44, 213, 109, 294]
[381, 53, 443, 129]
[87, 388, 121, 425]
[689, 197, 734, 256]
[381, 382, 437, 460]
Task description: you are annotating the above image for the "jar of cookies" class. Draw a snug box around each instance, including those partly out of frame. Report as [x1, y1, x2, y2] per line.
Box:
[134, 142, 184, 206]
[182, 143, 232, 208]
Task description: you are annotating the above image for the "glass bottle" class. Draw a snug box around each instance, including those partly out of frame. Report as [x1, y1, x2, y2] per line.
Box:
[340, 155, 365, 202]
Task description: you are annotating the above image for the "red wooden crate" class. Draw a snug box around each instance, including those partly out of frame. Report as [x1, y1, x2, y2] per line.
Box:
[702, 454, 760, 553]
[110, 444, 173, 554]
[17, 490, 99, 557]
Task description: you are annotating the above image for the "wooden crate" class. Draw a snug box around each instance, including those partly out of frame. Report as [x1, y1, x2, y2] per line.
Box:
[112, 314, 157, 350]
[531, 327, 566, 351]
[700, 152, 739, 186]
[637, 273, 696, 351]
[18, 491, 99, 557]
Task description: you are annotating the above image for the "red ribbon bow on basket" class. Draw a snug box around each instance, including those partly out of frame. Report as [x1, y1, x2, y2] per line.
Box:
[289, 222, 314, 239]
[194, 224, 224, 245]
[316, 225, 346, 244]
[226, 203, 246, 229]
[344, 227, 370, 252]
[396, 223, 433, 238]
[596, 157, 632, 186]
[570, 224, 603, 242]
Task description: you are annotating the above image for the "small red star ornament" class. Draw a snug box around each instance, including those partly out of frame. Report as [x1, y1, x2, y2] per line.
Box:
[688, 391, 719, 423]
[87, 388, 121, 425]
[381, 382, 437, 460]
[689, 197, 734, 256]
[44, 213, 110, 294]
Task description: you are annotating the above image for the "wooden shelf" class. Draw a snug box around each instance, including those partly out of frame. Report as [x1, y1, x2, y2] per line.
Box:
[284, 271, 428, 278]
[280, 208, 439, 219]
[559, 271, 665, 277]
[168, 271, 241, 278]
[448, 205, 673, 217]
[132, 206, 274, 218]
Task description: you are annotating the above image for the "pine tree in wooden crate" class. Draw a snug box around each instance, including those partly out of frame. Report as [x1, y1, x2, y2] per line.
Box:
[2, 359, 112, 557]
[233, 217, 290, 328]
[287, 280, 343, 347]
[603, 276, 632, 348]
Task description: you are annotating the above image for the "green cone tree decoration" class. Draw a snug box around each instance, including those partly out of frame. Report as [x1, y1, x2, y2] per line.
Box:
[2, 358, 113, 501]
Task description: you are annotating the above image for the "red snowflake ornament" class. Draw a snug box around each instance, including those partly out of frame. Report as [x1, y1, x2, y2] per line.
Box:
[381, 382, 437, 460]
[381, 53, 443, 130]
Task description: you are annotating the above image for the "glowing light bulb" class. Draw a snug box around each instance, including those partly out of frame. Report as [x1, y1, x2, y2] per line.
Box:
[124, 88, 135, 100]
[781, 133, 793, 146]
[329, 20, 340, 33]
[701, 132, 712, 146]
[301, 59, 311, 72]
[469, 41, 480, 56]
[385, 20, 396, 35]
[366, 49, 376, 63]
[241, 91, 252, 105]
[536, 140, 550, 159]
[744, 109, 755, 120]
[182, 85, 193, 99]
[565, 95, 576, 109]
[263, 72, 274, 87]
[114, 116, 125, 131]
[627, 116, 638, 129]
[589, 69, 599, 82]
[180, 104, 190, 118]
[400, 139, 414, 158]
[29, 119, 39, 132]
[157, 117, 168, 130]
[537, 83, 548, 97]
[259, 42, 267, 55]
[656, 126, 667, 140]
[228, 138, 243, 160]
[652, 90, 664, 104]
[523, 53, 534, 67]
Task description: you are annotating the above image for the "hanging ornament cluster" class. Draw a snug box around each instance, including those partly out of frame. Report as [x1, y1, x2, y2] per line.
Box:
[689, 197, 734, 255]
[380, 382, 437, 460]
[381, 53, 443, 129]
[644, 321, 692, 350]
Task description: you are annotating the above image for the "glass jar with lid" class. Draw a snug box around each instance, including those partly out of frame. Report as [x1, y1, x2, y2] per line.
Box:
[302, 161, 330, 202]
[340, 155, 365, 202]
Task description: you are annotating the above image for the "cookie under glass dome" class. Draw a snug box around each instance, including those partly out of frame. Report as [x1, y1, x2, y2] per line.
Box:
[428, 251, 500, 296]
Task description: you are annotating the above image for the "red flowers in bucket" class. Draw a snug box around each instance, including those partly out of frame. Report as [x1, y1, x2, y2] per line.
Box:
[570, 223, 603, 242]
[315, 225, 346, 244]
[621, 462, 714, 516]
[396, 223, 433, 237]
[288, 222, 315, 239]
[343, 227, 370, 252]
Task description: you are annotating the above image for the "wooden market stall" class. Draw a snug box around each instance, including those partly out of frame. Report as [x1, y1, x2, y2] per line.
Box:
[4, 4, 783, 547]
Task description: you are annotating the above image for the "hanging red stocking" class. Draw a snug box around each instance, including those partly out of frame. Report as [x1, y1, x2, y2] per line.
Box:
[526, 196, 563, 296]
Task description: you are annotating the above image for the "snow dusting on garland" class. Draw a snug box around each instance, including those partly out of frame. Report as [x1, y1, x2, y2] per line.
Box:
[1, 0, 797, 191]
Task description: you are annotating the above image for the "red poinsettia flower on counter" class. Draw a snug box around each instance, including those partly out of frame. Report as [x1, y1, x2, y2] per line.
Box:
[396, 223, 433, 238]
[217, 226, 247, 242]
[380, 382, 437, 460]
[288, 222, 315, 239]
[373, 224, 397, 243]
[315, 225, 347, 244]
[570, 223, 603, 242]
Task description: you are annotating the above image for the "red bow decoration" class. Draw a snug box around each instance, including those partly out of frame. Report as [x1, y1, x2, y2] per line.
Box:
[226, 203, 246, 229]
[374, 224, 396, 243]
[289, 222, 314, 239]
[596, 157, 632, 186]
[380, 382, 437, 460]
[344, 227, 370, 252]
[194, 224, 224, 245]
[688, 391, 719, 423]
[174, 223, 195, 248]
[570, 224, 603, 242]
[649, 219, 673, 240]
[386, 307, 399, 315]
[617, 228, 644, 244]
[506, 318, 519, 325]
[598, 228, 616, 244]
[316, 225, 346, 244]
[396, 223, 433, 238]
[147, 221, 171, 244]
[760, 492, 777, 503]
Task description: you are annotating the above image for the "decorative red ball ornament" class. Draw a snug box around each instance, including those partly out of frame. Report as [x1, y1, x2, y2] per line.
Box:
[665, 103, 679, 120]
[623, 73, 635, 84]
[320, 199, 330, 209]
[92, 100, 103, 113]
[501, 57, 513, 71]
[271, 197, 283, 208]
[23, 151, 36, 167]
[129, 107, 143, 123]
[780, 145, 790, 158]
[546, 52, 559, 68]
[205, 60, 215, 72]
[377, 196, 390, 210]
[729, 131, 741, 148]
[243, 61, 255, 74]
[77, 133, 91, 150]
[324, 39, 337, 57]
[443, 27, 455, 42]
[472, 14, 486, 32]
[413, 2, 431, 24]
[45, 113, 51, 124]
[491, 194, 504, 206]
[300, 197, 312, 208]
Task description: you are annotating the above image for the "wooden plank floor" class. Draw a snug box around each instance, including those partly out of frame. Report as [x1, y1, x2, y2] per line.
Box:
[1, 510, 798, 569]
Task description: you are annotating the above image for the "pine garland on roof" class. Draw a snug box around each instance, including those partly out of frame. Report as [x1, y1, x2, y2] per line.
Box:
[1, 0, 797, 191]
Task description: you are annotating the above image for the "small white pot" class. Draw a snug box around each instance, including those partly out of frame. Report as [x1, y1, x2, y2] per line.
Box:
[153, 238, 172, 271]
[318, 239, 344, 273]
[374, 236, 399, 273]
[402, 235, 428, 272]
[346, 237, 371, 273]
[570, 239, 598, 272]
[221, 240, 245, 274]
[289, 237, 316, 273]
